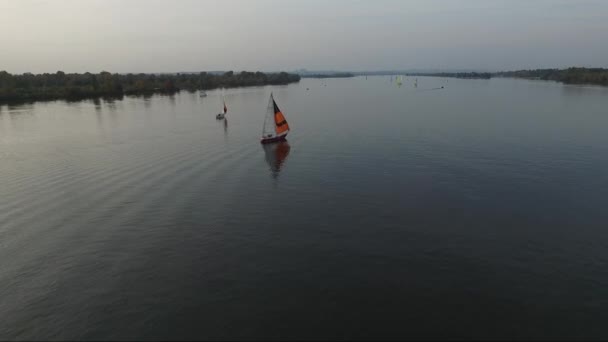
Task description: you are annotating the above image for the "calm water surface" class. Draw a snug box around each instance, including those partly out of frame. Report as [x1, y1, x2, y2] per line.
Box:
[1, 77, 608, 340]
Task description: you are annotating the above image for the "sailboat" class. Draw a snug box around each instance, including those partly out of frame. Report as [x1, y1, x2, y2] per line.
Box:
[396, 75, 403, 87]
[216, 98, 227, 119]
[261, 93, 290, 144]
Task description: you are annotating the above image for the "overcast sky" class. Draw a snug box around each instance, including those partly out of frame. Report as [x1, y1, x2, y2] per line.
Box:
[1, 0, 607, 73]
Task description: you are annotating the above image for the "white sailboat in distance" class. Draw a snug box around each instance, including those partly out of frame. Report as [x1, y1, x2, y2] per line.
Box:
[216, 98, 227, 120]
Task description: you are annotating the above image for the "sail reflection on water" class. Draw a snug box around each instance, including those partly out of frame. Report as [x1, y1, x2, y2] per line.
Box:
[263, 141, 291, 178]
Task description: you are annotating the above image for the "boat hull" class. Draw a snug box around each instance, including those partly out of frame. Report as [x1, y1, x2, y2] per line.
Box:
[260, 133, 287, 144]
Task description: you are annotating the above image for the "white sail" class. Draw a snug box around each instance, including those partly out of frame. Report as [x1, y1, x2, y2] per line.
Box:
[262, 94, 277, 138]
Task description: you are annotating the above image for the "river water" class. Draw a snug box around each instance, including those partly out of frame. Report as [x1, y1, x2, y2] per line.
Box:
[1, 76, 608, 340]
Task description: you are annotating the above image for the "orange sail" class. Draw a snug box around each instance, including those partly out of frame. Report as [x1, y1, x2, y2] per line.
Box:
[273, 98, 289, 134]
[223, 101, 227, 114]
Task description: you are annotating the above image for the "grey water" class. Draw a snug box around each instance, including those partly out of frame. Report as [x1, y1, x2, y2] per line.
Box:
[1, 76, 608, 340]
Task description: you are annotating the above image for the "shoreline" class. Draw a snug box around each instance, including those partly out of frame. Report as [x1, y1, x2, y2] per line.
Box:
[0, 71, 301, 105]
[400, 68, 608, 86]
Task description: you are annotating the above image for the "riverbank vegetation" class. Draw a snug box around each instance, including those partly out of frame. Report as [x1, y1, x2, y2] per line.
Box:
[408, 72, 492, 79]
[495, 68, 608, 86]
[301, 72, 354, 79]
[0, 71, 301, 103]
[414, 68, 608, 85]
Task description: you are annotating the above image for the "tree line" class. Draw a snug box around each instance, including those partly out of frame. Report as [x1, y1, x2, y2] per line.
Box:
[0, 71, 301, 103]
[301, 72, 354, 79]
[495, 68, 608, 86]
[411, 68, 608, 85]
[407, 72, 492, 79]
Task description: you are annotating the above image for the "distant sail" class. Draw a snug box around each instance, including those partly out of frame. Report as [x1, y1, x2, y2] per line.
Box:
[216, 97, 227, 119]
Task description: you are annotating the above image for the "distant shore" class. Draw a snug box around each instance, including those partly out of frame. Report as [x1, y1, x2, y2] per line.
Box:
[2, 67, 606, 105]
[493, 68, 608, 86]
[406, 72, 492, 79]
[0, 71, 301, 104]
[300, 72, 355, 79]
[402, 68, 608, 86]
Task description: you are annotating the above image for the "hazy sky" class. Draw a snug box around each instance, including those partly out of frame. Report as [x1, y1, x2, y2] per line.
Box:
[1, 0, 607, 73]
